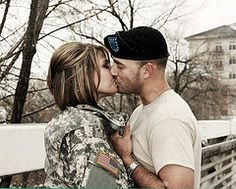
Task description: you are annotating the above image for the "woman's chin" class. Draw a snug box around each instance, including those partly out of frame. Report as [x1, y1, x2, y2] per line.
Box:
[98, 89, 118, 99]
[109, 85, 118, 94]
[108, 88, 118, 95]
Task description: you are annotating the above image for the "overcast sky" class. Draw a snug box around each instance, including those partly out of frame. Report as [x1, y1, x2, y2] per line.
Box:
[187, 0, 236, 35]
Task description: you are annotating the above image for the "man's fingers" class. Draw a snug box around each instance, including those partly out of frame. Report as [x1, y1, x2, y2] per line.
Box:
[123, 122, 131, 136]
[110, 130, 120, 140]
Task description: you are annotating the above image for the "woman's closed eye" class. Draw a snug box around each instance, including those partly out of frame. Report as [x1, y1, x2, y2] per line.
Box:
[103, 61, 111, 69]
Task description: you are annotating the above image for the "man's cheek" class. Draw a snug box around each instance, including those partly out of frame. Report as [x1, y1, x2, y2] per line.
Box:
[119, 72, 127, 79]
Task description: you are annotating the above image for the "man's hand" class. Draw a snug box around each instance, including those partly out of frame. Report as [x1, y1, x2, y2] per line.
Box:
[110, 125, 167, 189]
[110, 123, 134, 165]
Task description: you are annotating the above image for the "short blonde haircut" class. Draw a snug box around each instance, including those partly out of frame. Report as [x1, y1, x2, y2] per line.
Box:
[47, 42, 109, 110]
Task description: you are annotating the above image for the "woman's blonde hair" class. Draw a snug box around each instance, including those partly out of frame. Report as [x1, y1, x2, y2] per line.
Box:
[47, 42, 109, 110]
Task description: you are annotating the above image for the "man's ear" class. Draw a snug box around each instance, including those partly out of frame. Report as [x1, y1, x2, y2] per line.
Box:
[143, 63, 156, 79]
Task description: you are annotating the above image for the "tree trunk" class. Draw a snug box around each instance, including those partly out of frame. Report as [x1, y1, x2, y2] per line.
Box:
[10, 0, 38, 123]
[11, 0, 49, 123]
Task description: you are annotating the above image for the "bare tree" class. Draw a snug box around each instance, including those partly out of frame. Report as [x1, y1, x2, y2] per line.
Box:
[11, 0, 49, 123]
[0, 0, 49, 186]
[167, 37, 231, 119]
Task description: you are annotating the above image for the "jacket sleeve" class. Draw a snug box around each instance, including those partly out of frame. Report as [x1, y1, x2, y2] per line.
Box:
[59, 129, 91, 188]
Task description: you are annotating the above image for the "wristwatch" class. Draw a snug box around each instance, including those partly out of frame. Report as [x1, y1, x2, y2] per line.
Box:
[127, 161, 140, 177]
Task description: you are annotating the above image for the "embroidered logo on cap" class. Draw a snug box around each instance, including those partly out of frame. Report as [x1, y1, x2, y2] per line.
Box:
[107, 36, 119, 52]
[96, 151, 120, 177]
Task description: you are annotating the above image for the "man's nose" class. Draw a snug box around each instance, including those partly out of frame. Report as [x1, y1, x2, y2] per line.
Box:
[110, 64, 118, 77]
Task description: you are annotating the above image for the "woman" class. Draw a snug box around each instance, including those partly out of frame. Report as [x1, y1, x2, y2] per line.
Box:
[44, 42, 130, 188]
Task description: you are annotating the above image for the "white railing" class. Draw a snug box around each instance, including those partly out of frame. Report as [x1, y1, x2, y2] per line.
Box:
[199, 120, 236, 140]
[1, 120, 236, 188]
[0, 124, 46, 177]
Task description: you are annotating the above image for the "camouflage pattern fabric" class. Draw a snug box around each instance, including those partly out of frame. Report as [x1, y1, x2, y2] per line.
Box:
[44, 104, 131, 188]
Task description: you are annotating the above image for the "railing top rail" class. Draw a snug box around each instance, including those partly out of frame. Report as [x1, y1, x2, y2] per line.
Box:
[202, 138, 236, 159]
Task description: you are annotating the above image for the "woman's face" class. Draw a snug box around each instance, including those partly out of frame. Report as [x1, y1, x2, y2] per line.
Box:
[95, 51, 118, 100]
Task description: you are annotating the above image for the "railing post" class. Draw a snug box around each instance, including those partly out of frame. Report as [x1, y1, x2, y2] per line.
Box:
[231, 120, 236, 188]
[231, 151, 236, 189]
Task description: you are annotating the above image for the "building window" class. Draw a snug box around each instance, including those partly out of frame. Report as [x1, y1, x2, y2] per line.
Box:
[215, 45, 223, 52]
[229, 44, 236, 50]
[229, 73, 236, 79]
[229, 57, 236, 64]
[215, 60, 223, 69]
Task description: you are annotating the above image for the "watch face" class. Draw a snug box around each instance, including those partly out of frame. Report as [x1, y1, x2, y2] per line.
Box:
[128, 161, 140, 176]
[130, 162, 138, 169]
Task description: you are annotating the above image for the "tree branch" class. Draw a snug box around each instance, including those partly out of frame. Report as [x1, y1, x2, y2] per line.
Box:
[22, 102, 55, 118]
[0, 0, 10, 36]
[39, 4, 113, 41]
[0, 50, 21, 82]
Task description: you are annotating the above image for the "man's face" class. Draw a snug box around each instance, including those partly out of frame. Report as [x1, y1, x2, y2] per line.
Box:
[110, 57, 143, 94]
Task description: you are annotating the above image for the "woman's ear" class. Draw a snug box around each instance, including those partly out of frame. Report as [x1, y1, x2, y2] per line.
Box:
[142, 63, 156, 79]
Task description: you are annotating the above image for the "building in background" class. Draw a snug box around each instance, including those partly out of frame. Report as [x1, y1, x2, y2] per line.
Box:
[185, 23, 236, 117]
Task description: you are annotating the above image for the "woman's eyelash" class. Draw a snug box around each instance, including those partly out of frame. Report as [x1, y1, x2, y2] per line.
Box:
[103, 63, 110, 68]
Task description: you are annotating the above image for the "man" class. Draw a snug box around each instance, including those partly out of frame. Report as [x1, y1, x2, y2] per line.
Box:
[104, 26, 201, 189]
